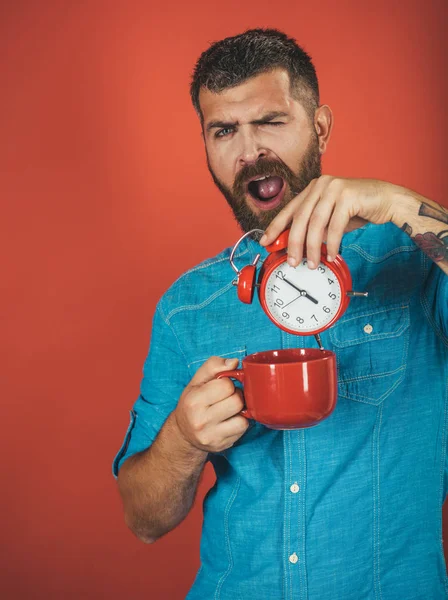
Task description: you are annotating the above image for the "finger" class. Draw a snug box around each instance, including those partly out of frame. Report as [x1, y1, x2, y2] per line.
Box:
[215, 413, 250, 441]
[196, 377, 236, 407]
[286, 184, 325, 267]
[326, 205, 351, 261]
[259, 202, 296, 247]
[190, 355, 239, 386]
[259, 179, 316, 246]
[207, 389, 245, 424]
[305, 194, 337, 269]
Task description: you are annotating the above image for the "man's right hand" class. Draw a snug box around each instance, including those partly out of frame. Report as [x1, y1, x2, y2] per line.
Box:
[173, 357, 250, 454]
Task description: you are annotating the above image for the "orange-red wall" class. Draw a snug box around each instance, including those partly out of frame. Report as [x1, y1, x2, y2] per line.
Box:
[2, 1, 447, 598]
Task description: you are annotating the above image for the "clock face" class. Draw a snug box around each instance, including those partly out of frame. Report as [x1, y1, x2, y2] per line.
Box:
[264, 258, 343, 333]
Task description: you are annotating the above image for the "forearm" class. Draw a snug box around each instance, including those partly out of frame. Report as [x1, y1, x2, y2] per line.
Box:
[117, 411, 208, 543]
[390, 186, 448, 275]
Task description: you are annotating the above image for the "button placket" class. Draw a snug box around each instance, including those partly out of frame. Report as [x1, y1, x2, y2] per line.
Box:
[284, 429, 308, 597]
[282, 331, 308, 598]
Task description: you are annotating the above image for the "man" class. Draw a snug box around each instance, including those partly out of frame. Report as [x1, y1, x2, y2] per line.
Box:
[113, 29, 448, 599]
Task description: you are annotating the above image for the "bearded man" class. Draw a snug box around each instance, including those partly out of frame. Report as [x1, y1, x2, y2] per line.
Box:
[113, 29, 448, 600]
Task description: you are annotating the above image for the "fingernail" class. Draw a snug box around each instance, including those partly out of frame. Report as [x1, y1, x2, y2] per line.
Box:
[327, 254, 333, 262]
[307, 260, 315, 269]
[260, 234, 267, 245]
[288, 256, 297, 267]
[225, 358, 236, 366]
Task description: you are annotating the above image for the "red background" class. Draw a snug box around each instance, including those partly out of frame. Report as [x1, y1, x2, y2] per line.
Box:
[1, 1, 447, 598]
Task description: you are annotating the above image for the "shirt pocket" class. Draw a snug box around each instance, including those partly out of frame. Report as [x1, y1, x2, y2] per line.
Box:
[329, 303, 410, 405]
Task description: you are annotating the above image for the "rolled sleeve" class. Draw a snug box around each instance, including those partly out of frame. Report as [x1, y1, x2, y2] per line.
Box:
[422, 263, 448, 342]
[112, 302, 190, 478]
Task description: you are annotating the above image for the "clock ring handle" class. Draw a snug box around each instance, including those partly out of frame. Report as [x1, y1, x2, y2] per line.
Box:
[229, 229, 265, 275]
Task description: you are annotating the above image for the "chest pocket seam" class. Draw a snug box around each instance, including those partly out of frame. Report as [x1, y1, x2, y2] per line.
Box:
[329, 303, 410, 405]
[331, 305, 410, 346]
[187, 347, 247, 375]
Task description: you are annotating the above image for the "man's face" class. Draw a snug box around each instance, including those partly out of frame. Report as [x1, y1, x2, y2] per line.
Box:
[200, 69, 322, 235]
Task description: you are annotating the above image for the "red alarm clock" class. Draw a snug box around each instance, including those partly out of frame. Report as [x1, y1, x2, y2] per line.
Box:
[230, 228, 367, 340]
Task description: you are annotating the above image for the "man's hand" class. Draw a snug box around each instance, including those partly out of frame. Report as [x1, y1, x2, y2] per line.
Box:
[173, 357, 249, 454]
[260, 176, 401, 269]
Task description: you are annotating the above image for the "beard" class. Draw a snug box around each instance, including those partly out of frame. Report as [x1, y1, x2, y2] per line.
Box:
[207, 133, 322, 239]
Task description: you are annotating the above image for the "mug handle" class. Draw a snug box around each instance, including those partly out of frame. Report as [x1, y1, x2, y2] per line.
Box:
[215, 370, 251, 419]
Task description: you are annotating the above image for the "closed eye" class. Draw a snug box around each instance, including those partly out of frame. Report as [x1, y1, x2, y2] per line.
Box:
[215, 121, 285, 138]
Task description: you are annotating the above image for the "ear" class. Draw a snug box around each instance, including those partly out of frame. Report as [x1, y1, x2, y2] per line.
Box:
[314, 105, 333, 155]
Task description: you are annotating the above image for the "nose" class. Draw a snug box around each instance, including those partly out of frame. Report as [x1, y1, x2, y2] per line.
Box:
[237, 129, 267, 166]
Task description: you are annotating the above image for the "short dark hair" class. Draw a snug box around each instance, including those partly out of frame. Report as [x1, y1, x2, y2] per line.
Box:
[190, 28, 320, 123]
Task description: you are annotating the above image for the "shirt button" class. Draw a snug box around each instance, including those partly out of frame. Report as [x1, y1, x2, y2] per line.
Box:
[363, 324, 373, 334]
[289, 553, 299, 564]
[290, 483, 300, 493]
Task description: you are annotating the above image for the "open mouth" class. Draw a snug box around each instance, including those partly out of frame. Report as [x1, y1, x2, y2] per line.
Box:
[247, 175, 286, 211]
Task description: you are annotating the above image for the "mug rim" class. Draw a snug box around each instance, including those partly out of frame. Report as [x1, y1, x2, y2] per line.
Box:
[243, 348, 335, 366]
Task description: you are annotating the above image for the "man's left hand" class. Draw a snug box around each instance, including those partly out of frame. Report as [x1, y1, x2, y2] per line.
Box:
[259, 176, 400, 269]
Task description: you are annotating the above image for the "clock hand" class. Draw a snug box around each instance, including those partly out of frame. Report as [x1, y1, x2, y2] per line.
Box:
[283, 277, 319, 305]
[303, 291, 319, 304]
[282, 294, 303, 309]
[282, 277, 308, 298]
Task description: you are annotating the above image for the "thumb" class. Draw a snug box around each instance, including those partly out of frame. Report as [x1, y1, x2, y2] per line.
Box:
[189, 356, 239, 387]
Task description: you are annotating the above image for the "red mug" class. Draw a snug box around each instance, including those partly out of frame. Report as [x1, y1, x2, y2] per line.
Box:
[216, 348, 337, 429]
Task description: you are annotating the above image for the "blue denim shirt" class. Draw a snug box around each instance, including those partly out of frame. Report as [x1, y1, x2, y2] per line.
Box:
[113, 223, 448, 600]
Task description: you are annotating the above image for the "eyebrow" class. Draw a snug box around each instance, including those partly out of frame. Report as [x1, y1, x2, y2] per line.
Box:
[205, 111, 289, 133]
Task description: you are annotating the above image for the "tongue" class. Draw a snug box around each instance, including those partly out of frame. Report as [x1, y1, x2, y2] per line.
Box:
[256, 176, 283, 199]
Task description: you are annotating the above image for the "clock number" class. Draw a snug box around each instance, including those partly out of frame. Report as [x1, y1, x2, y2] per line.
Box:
[311, 314, 318, 322]
[322, 306, 331, 313]
[276, 270, 285, 280]
[271, 284, 280, 293]
[302, 259, 307, 266]
[318, 266, 325, 273]
[282, 311, 290, 319]
[328, 292, 337, 300]
[328, 278, 335, 285]
[296, 316, 304, 324]
[275, 298, 284, 307]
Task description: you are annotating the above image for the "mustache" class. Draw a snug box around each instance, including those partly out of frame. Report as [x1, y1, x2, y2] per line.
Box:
[233, 158, 297, 196]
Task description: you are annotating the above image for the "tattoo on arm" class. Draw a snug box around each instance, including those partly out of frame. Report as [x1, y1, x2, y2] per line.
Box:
[413, 231, 448, 263]
[401, 221, 448, 263]
[401, 222, 413, 236]
[418, 202, 448, 225]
